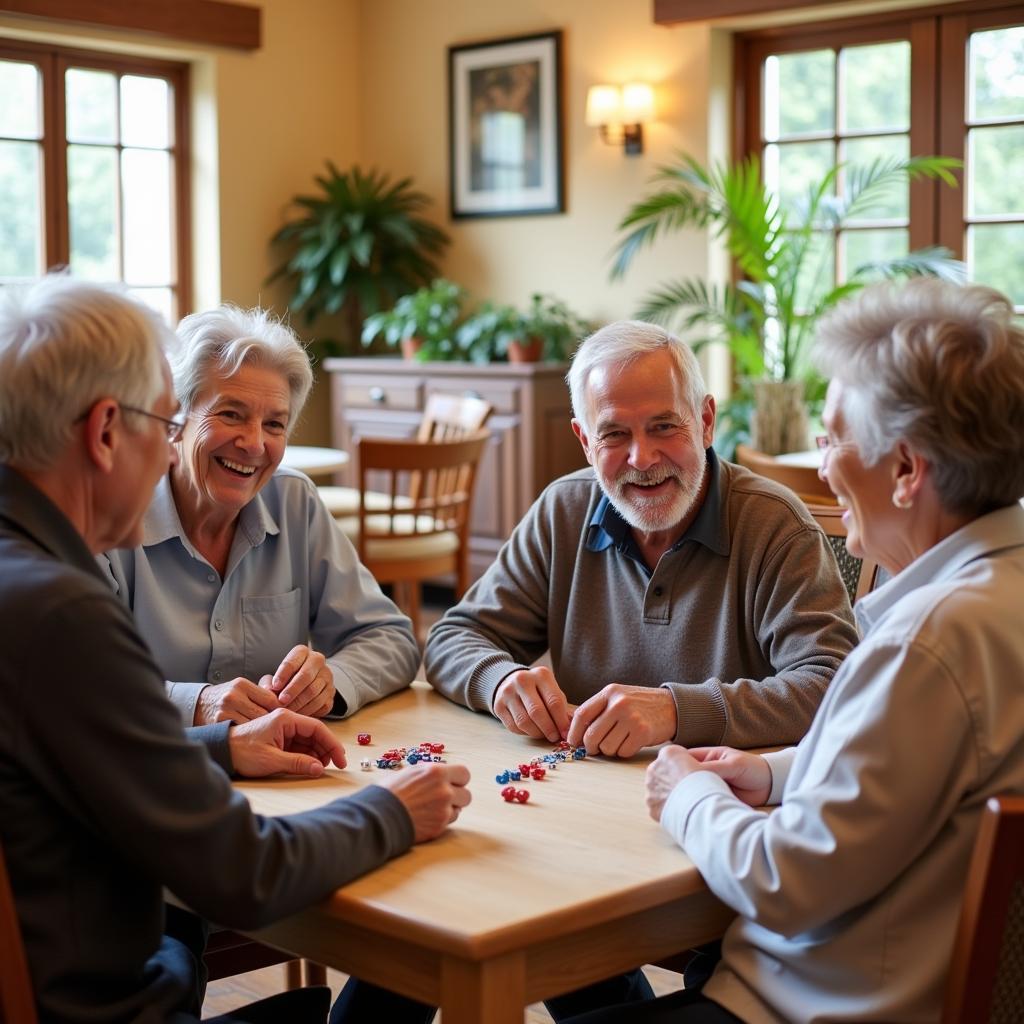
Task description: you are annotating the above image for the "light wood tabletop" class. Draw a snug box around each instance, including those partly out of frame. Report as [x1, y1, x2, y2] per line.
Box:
[237, 682, 734, 1024]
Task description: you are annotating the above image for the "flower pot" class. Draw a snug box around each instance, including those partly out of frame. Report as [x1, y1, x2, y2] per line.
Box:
[400, 336, 424, 360]
[508, 337, 544, 363]
[750, 379, 809, 456]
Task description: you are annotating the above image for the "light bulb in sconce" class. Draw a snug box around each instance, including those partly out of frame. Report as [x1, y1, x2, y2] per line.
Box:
[585, 81, 655, 155]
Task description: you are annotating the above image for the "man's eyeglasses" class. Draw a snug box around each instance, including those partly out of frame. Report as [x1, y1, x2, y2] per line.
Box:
[120, 405, 188, 444]
[74, 403, 188, 444]
[815, 435, 858, 461]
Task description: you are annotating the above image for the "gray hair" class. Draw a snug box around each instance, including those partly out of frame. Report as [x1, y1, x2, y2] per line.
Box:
[814, 279, 1024, 516]
[0, 275, 170, 470]
[173, 305, 313, 431]
[567, 320, 707, 433]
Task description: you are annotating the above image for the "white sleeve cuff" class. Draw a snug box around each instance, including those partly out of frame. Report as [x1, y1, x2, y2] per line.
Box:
[660, 770, 733, 847]
[762, 747, 798, 805]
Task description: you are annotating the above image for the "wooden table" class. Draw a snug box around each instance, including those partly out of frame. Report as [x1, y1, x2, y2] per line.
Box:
[237, 683, 733, 1023]
[280, 445, 350, 476]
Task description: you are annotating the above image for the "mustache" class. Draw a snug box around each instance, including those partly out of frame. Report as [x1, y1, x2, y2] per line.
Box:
[615, 467, 680, 487]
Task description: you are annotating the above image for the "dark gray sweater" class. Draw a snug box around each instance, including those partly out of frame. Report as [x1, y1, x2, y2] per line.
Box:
[0, 465, 413, 1023]
[425, 455, 858, 748]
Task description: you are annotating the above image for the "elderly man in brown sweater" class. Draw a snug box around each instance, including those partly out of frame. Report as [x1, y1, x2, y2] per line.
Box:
[425, 319, 857, 756]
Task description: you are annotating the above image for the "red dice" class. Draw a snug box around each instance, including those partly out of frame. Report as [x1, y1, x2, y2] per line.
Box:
[356, 733, 371, 745]
[501, 786, 517, 802]
[514, 789, 530, 803]
[531, 767, 546, 781]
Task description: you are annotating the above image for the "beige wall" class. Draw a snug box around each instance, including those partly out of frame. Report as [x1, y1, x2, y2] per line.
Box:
[359, 0, 723, 329]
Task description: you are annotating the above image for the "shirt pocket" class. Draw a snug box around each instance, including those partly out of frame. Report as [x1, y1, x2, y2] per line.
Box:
[242, 588, 304, 680]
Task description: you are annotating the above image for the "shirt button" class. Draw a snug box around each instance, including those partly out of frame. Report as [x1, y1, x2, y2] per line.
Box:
[212, 670, 222, 681]
[207, 573, 216, 582]
[653, 586, 664, 597]
[214, 620, 223, 631]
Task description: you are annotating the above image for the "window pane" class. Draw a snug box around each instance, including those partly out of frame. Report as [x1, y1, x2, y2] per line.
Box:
[0, 140, 42, 278]
[0, 60, 41, 139]
[841, 135, 911, 221]
[969, 27, 1024, 122]
[128, 286, 173, 324]
[969, 125, 1024, 217]
[121, 75, 170, 148]
[66, 68, 117, 144]
[764, 50, 834, 141]
[765, 141, 834, 219]
[793, 230, 834, 308]
[840, 42, 910, 132]
[841, 227, 909, 281]
[969, 224, 1024, 306]
[68, 145, 119, 280]
[123, 149, 171, 285]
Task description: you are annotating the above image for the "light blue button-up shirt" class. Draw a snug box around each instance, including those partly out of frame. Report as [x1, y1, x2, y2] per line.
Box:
[104, 468, 419, 724]
[662, 502, 1024, 1023]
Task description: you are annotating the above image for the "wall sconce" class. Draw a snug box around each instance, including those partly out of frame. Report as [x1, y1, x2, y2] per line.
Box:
[585, 82, 655, 155]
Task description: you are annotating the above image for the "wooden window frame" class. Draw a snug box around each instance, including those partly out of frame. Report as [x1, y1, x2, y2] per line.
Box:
[734, 2, 1024, 264]
[0, 36, 191, 316]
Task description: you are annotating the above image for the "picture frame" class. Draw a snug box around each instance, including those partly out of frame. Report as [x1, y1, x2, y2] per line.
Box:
[448, 30, 564, 219]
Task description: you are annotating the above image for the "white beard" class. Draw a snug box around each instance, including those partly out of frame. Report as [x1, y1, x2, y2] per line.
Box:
[598, 457, 706, 534]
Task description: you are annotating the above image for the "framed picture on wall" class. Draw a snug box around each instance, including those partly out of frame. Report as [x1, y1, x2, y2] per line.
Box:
[448, 30, 564, 219]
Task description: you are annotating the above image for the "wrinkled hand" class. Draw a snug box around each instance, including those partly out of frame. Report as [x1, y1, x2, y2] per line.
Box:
[195, 677, 281, 725]
[645, 745, 772, 822]
[493, 667, 572, 742]
[261, 645, 334, 718]
[229, 708, 347, 779]
[375, 763, 472, 843]
[567, 684, 676, 757]
[686, 746, 772, 807]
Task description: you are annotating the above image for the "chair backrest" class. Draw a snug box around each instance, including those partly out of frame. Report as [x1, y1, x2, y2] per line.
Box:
[416, 392, 493, 442]
[805, 503, 882, 605]
[735, 443, 837, 506]
[943, 795, 1024, 1024]
[0, 843, 38, 1024]
[356, 429, 490, 591]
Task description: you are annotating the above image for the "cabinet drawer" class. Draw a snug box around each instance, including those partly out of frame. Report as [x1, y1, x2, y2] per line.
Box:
[427, 376, 521, 415]
[341, 375, 423, 411]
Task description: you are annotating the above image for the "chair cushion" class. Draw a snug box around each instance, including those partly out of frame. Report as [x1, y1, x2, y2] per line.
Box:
[317, 486, 414, 515]
[336, 516, 460, 561]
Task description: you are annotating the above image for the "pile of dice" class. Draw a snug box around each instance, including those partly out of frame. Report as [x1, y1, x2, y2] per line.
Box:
[356, 739, 446, 771]
[495, 741, 587, 804]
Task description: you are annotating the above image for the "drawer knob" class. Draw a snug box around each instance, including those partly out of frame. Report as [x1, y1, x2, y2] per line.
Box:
[369, 386, 386, 404]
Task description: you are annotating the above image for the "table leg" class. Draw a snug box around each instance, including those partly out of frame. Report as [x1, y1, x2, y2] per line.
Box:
[440, 952, 526, 1024]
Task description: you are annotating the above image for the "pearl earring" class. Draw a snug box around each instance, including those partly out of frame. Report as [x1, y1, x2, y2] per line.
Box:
[892, 493, 913, 510]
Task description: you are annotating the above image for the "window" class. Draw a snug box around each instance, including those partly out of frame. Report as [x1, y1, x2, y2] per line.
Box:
[0, 40, 189, 321]
[736, 3, 1024, 311]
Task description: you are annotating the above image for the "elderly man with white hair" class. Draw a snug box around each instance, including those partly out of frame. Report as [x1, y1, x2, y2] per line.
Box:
[413, 319, 857, 1022]
[0, 276, 471, 1024]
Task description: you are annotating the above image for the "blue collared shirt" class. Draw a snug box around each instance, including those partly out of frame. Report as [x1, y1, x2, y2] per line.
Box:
[103, 468, 419, 723]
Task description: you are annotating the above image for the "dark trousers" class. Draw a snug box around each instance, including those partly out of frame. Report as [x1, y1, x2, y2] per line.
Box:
[558, 988, 744, 1024]
[330, 967, 655, 1024]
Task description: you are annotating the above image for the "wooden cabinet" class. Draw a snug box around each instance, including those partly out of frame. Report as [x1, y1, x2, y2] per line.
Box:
[323, 358, 588, 581]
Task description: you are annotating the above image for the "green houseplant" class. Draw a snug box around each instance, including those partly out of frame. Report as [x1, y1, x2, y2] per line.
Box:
[268, 163, 449, 351]
[612, 153, 963, 454]
[360, 278, 465, 361]
[456, 293, 590, 364]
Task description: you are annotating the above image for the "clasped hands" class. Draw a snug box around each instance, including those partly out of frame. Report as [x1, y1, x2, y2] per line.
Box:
[194, 644, 335, 725]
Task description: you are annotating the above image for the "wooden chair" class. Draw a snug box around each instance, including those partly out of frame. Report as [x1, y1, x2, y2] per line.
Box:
[943, 795, 1024, 1023]
[317, 391, 493, 517]
[735, 443, 838, 506]
[805, 502, 883, 605]
[335, 430, 491, 639]
[0, 842, 37, 1024]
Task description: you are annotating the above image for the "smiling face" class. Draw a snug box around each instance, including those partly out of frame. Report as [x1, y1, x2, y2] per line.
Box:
[573, 349, 714, 536]
[174, 361, 291, 519]
[819, 380, 900, 564]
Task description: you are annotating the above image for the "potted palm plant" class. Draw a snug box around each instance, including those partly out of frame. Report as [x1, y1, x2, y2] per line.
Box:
[612, 153, 963, 454]
[360, 278, 465, 361]
[267, 163, 449, 352]
[456, 293, 590, 364]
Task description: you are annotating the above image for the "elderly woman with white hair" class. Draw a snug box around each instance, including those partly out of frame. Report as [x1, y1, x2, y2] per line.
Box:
[105, 305, 419, 727]
[562, 279, 1024, 1024]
